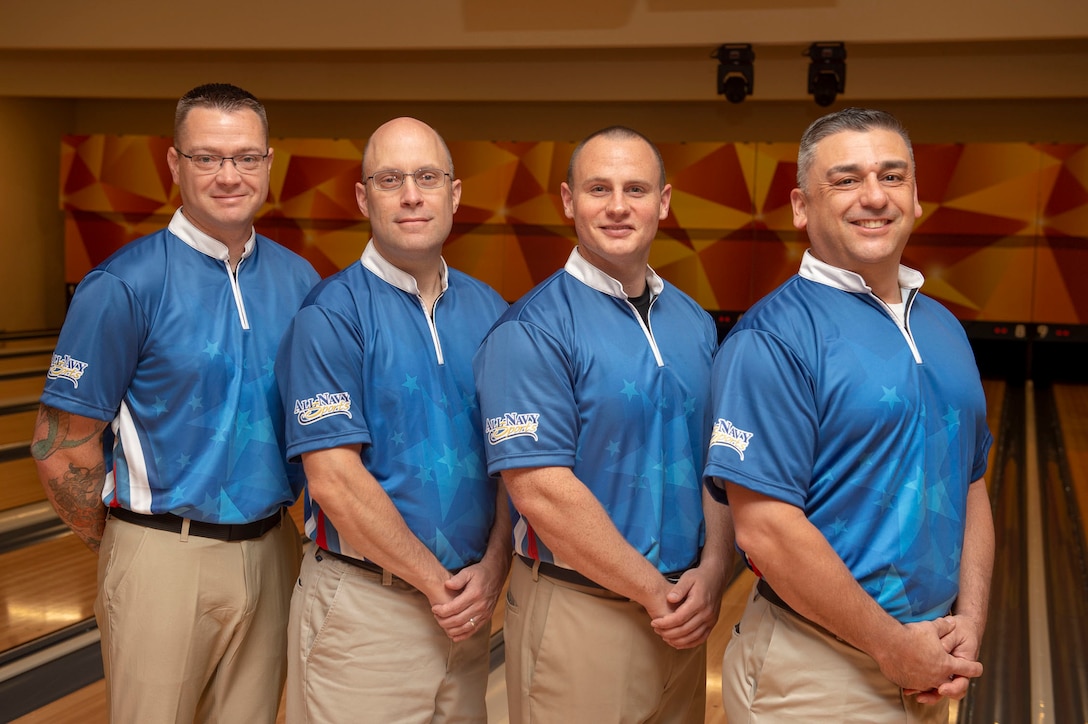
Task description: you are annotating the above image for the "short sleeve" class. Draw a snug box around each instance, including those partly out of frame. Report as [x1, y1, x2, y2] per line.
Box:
[40, 271, 145, 421]
[276, 303, 371, 461]
[473, 319, 579, 474]
[703, 328, 818, 509]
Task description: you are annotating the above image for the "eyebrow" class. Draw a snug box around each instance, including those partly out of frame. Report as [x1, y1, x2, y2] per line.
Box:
[581, 176, 655, 186]
[826, 159, 910, 176]
[188, 146, 267, 154]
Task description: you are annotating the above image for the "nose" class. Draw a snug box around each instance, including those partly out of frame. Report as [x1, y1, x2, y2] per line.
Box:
[215, 157, 243, 183]
[400, 186, 424, 209]
[606, 188, 629, 216]
[399, 177, 424, 206]
[859, 174, 888, 207]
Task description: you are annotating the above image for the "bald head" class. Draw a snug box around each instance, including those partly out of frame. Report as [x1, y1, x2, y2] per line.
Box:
[362, 117, 454, 180]
[355, 116, 462, 269]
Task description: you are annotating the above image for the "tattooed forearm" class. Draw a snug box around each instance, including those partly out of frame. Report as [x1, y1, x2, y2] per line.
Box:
[41, 460, 108, 551]
[32, 405, 109, 553]
[30, 405, 106, 461]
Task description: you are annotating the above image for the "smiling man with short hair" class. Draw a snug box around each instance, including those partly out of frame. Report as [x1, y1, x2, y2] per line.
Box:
[33, 82, 319, 723]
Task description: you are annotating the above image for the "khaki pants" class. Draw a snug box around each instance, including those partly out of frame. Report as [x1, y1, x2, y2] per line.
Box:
[504, 557, 706, 724]
[286, 544, 490, 724]
[722, 584, 951, 724]
[95, 512, 302, 724]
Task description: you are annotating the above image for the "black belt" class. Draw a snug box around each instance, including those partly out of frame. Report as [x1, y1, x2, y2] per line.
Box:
[319, 547, 387, 576]
[757, 578, 798, 617]
[108, 506, 284, 541]
[318, 548, 472, 582]
[517, 553, 606, 589]
[516, 553, 687, 591]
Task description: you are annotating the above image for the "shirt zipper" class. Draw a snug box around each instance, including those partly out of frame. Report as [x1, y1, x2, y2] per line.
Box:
[227, 260, 250, 330]
[874, 289, 921, 364]
[421, 293, 445, 365]
[627, 296, 665, 367]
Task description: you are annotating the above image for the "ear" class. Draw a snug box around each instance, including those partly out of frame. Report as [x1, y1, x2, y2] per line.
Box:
[450, 177, 462, 214]
[790, 188, 808, 231]
[265, 147, 274, 174]
[560, 182, 574, 220]
[658, 183, 673, 220]
[356, 180, 370, 220]
[912, 183, 923, 220]
[167, 146, 181, 186]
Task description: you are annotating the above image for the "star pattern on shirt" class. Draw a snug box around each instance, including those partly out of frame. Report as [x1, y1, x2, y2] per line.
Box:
[203, 341, 220, 359]
[402, 374, 421, 393]
[903, 466, 924, 493]
[947, 542, 962, 566]
[234, 410, 253, 438]
[879, 386, 902, 409]
[437, 445, 464, 476]
[877, 489, 896, 511]
[620, 380, 639, 401]
[943, 405, 961, 432]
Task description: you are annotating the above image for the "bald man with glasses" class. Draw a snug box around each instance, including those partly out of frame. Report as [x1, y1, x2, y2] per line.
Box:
[274, 117, 510, 722]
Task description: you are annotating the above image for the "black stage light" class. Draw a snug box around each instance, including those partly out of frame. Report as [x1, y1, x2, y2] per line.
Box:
[714, 43, 755, 104]
[806, 42, 846, 106]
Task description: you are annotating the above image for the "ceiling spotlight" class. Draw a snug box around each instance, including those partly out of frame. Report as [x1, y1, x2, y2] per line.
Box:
[806, 42, 846, 107]
[714, 43, 755, 104]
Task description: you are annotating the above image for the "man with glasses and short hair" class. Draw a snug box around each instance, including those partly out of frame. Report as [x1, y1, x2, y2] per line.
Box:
[32, 83, 320, 722]
[274, 116, 510, 722]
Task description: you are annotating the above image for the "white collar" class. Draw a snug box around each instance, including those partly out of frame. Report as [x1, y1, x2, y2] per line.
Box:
[168, 208, 255, 262]
[798, 249, 924, 297]
[360, 240, 449, 295]
[563, 247, 664, 300]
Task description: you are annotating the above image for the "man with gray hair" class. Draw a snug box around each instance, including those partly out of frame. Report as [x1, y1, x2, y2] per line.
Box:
[33, 82, 319, 722]
[706, 107, 994, 722]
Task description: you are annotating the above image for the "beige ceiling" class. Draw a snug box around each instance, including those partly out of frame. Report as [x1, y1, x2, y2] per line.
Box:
[1, 0, 1086, 102]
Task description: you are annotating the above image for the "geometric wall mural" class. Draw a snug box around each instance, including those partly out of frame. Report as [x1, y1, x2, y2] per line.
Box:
[61, 135, 1088, 324]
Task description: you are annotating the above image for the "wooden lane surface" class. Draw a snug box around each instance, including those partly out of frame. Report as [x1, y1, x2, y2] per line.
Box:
[983, 378, 1007, 492]
[0, 337, 56, 352]
[0, 353, 50, 374]
[0, 410, 37, 446]
[0, 375, 43, 402]
[0, 534, 98, 652]
[1052, 383, 1088, 550]
[0, 457, 46, 511]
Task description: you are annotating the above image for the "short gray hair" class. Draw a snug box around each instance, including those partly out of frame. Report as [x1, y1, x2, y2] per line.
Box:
[796, 107, 914, 190]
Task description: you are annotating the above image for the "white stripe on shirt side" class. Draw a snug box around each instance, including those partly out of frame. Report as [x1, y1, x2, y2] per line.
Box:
[115, 400, 153, 513]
